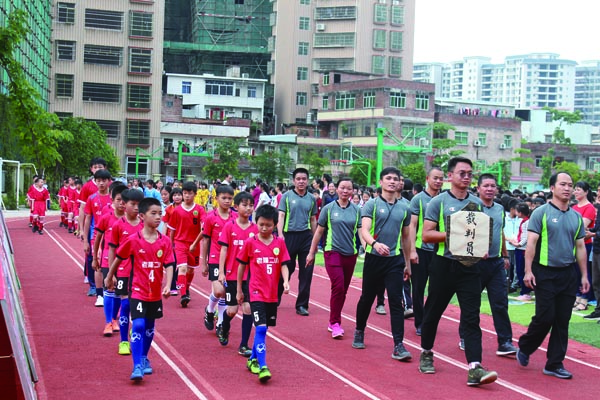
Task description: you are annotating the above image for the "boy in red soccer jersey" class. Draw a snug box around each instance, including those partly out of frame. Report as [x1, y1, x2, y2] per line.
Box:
[237, 204, 290, 382]
[108, 189, 145, 355]
[196, 184, 236, 336]
[218, 191, 257, 355]
[67, 178, 80, 234]
[93, 183, 127, 336]
[167, 181, 206, 307]
[105, 197, 175, 381]
[29, 177, 50, 235]
[26, 175, 38, 228]
[58, 178, 70, 228]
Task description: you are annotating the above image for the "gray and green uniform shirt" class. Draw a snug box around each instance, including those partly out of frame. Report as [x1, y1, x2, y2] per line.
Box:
[482, 201, 505, 258]
[361, 197, 410, 257]
[424, 191, 483, 259]
[317, 201, 361, 256]
[409, 190, 435, 252]
[527, 202, 584, 267]
[278, 190, 317, 232]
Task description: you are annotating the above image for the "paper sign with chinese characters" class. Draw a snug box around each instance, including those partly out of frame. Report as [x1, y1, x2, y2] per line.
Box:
[445, 202, 492, 266]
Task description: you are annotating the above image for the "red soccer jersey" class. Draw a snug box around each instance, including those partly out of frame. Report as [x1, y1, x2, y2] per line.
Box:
[218, 220, 258, 280]
[162, 204, 176, 224]
[78, 179, 98, 206]
[109, 216, 144, 278]
[29, 186, 50, 215]
[116, 231, 175, 302]
[237, 236, 290, 303]
[167, 203, 206, 243]
[67, 186, 79, 204]
[84, 192, 112, 219]
[95, 208, 120, 268]
[58, 186, 68, 207]
[202, 209, 237, 264]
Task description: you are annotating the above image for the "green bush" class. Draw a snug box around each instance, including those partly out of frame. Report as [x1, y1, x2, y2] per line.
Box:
[2, 194, 17, 210]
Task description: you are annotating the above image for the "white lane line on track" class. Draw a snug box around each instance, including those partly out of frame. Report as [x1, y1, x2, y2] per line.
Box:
[44, 228, 210, 400]
[187, 286, 385, 400]
[290, 291, 551, 400]
[312, 269, 600, 371]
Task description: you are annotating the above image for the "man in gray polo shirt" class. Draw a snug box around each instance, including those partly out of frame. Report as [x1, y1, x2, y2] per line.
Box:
[517, 172, 590, 379]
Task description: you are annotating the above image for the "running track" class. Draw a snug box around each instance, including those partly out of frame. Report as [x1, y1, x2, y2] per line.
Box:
[7, 215, 600, 399]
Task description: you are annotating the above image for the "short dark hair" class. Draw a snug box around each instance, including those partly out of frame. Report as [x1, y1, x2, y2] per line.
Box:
[379, 167, 401, 179]
[292, 167, 309, 179]
[516, 202, 530, 217]
[89, 157, 107, 168]
[448, 157, 473, 172]
[111, 184, 127, 200]
[169, 187, 182, 203]
[234, 191, 254, 206]
[216, 184, 234, 196]
[255, 204, 278, 224]
[94, 169, 111, 180]
[182, 181, 197, 193]
[549, 172, 572, 187]
[139, 197, 161, 214]
[477, 173, 497, 186]
[109, 181, 125, 193]
[121, 188, 144, 203]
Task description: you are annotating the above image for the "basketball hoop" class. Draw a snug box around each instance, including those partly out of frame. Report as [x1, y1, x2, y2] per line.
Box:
[329, 159, 348, 177]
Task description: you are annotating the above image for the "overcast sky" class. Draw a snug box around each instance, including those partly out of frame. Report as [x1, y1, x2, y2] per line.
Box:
[413, 0, 600, 64]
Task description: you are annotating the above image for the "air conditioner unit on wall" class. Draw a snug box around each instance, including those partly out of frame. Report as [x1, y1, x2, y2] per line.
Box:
[499, 143, 507, 150]
[316, 23, 326, 31]
[473, 140, 481, 147]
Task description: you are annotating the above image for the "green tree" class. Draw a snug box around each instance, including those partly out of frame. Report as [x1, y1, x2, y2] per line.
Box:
[401, 162, 426, 186]
[481, 161, 511, 189]
[544, 107, 582, 148]
[539, 147, 555, 186]
[250, 148, 293, 184]
[303, 150, 329, 178]
[349, 159, 377, 186]
[432, 138, 465, 169]
[512, 141, 534, 187]
[579, 171, 600, 189]
[553, 161, 582, 184]
[202, 139, 244, 180]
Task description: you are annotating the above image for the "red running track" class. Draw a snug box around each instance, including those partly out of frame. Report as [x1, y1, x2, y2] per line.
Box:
[7, 215, 600, 399]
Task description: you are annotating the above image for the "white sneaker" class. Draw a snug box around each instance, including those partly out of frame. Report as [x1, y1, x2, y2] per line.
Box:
[94, 296, 104, 307]
[84, 276, 89, 284]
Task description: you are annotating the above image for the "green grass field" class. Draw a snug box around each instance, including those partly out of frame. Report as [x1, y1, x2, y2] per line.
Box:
[313, 252, 599, 348]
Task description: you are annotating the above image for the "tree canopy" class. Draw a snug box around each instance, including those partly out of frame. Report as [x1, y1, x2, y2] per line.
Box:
[249, 148, 293, 184]
[202, 139, 244, 180]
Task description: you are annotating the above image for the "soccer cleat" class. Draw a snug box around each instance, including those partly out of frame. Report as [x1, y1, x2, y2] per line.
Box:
[352, 329, 365, 349]
[258, 366, 272, 383]
[141, 357, 153, 375]
[496, 341, 518, 356]
[238, 346, 252, 357]
[516, 348, 529, 367]
[38, 229, 43, 235]
[459, 338, 465, 351]
[130, 364, 144, 381]
[73, 230, 79, 236]
[94, 296, 104, 307]
[103, 323, 113, 337]
[204, 307, 215, 330]
[375, 305, 386, 315]
[118, 341, 131, 355]
[542, 367, 572, 379]
[68, 228, 74, 234]
[215, 325, 222, 338]
[391, 343, 412, 361]
[180, 294, 190, 308]
[28, 223, 32, 228]
[247, 358, 260, 374]
[330, 323, 344, 339]
[112, 319, 120, 332]
[218, 328, 229, 346]
[467, 365, 498, 386]
[419, 351, 435, 374]
[32, 224, 38, 233]
[87, 287, 96, 297]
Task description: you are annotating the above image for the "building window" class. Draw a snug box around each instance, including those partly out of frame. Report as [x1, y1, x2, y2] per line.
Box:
[297, 67, 308, 81]
[85, 9, 123, 31]
[128, 48, 152, 74]
[126, 156, 148, 176]
[335, 93, 355, 110]
[247, 86, 257, 98]
[315, 6, 356, 20]
[478, 132, 487, 146]
[127, 84, 151, 110]
[314, 33, 355, 48]
[182, 81, 192, 94]
[88, 119, 120, 139]
[374, 4, 388, 24]
[298, 41, 309, 55]
[205, 80, 234, 96]
[391, 5, 404, 25]
[389, 57, 402, 77]
[56, 40, 76, 61]
[55, 112, 73, 120]
[454, 131, 468, 145]
[55, 74, 74, 98]
[296, 92, 307, 106]
[373, 29, 387, 50]
[323, 73, 330, 85]
[372, 55, 385, 75]
[535, 155, 542, 167]
[82, 82, 121, 103]
[415, 93, 429, 110]
[242, 110, 252, 119]
[57, 3, 75, 24]
[363, 91, 376, 108]
[126, 120, 150, 145]
[390, 31, 402, 51]
[322, 95, 329, 110]
[503, 135, 512, 148]
[300, 0, 310, 4]
[299, 16, 310, 30]
[84, 45, 122, 66]
[129, 11, 153, 38]
[389, 91, 406, 108]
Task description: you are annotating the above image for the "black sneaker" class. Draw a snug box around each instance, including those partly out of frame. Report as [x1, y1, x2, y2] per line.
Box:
[391, 343, 412, 361]
[216, 325, 222, 338]
[516, 348, 529, 367]
[459, 338, 465, 351]
[180, 294, 190, 308]
[583, 310, 600, 319]
[419, 351, 435, 374]
[218, 328, 229, 346]
[543, 367, 572, 379]
[32, 225, 38, 233]
[467, 365, 498, 386]
[204, 307, 215, 330]
[238, 346, 252, 357]
[496, 341, 518, 356]
[352, 329, 365, 349]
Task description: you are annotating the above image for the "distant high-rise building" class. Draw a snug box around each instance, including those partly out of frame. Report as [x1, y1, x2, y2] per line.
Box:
[575, 61, 600, 126]
[50, 0, 165, 178]
[0, 0, 52, 109]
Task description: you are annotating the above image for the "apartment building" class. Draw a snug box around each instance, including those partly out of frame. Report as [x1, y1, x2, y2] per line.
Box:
[50, 0, 164, 179]
[575, 60, 600, 126]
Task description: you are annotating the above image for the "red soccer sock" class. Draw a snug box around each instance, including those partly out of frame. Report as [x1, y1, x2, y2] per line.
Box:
[177, 275, 187, 296]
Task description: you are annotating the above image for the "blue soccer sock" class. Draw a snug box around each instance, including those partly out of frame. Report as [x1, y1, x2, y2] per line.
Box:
[119, 297, 130, 342]
[240, 313, 253, 348]
[131, 318, 145, 367]
[207, 293, 218, 313]
[143, 319, 155, 357]
[217, 299, 227, 326]
[103, 291, 115, 324]
[112, 297, 121, 320]
[253, 325, 267, 368]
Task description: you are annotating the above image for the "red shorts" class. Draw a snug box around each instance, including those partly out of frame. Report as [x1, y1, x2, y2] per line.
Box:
[174, 241, 199, 268]
[68, 201, 78, 214]
[32, 202, 46, 217]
